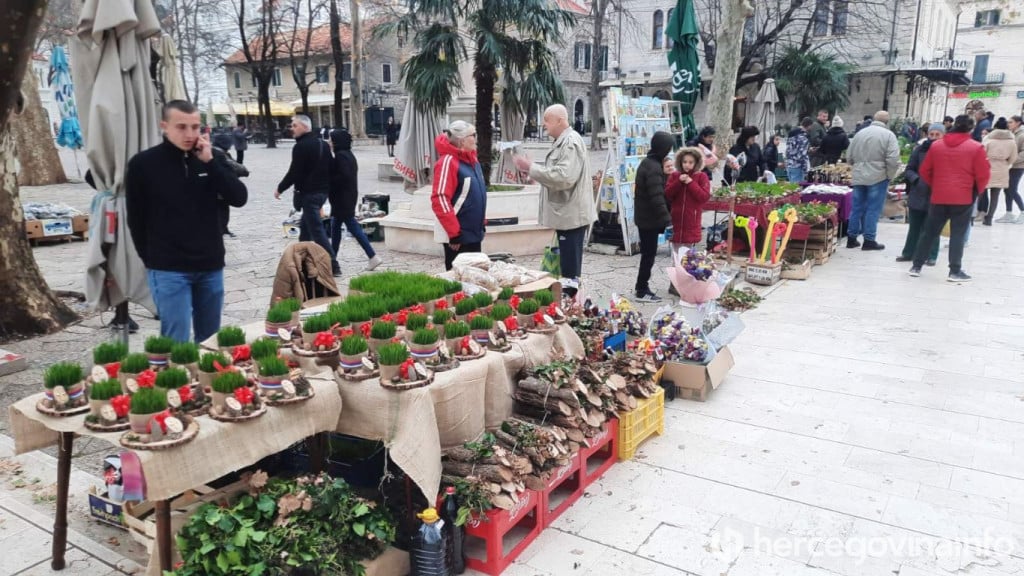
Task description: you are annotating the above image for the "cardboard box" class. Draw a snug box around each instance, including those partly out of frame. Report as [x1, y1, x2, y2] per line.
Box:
[88, 486, 127, 529]
[513, 276, 562, 302]
[40, 218, 73, 237]
[661, 346, 735, 402]
[0, 349, 27, 377]
[72, 214, 89, 233]
[780, 259, 812, 280]
[24, 220, 43, 239]
[745, 262, 781, 286]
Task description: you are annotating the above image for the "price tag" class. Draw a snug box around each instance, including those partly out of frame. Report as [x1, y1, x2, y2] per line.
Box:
[543, 314, 555, 325]
[414, 362, 428, 379]
[165, 417, 184, 434]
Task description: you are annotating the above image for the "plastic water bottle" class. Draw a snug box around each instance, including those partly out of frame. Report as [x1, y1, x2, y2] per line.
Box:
[409, 508, 450, 576]
[441, 487, 466, 574]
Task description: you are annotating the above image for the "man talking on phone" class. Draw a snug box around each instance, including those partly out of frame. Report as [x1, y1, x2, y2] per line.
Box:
[125, 100, 248, 343]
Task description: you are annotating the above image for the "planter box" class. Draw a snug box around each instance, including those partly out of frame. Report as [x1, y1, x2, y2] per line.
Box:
[780, 259, 813, 280]
[124, 479, 247, 552]
[745, 262, 781, 286]
[660, 346, 735, 402]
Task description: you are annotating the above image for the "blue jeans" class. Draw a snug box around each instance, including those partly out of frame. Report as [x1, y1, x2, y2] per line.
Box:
[297, 192, 337, 265]
[331, 215, 376, 259]
[848, 180, 889, 241]
[786, 167, 805, 183]
[147, 269, 224, 343]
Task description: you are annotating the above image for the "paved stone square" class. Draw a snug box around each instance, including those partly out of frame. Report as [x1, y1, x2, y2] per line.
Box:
[2, 142, 1023, 575]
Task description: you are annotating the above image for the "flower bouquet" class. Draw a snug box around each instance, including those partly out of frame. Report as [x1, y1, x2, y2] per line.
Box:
[665, 249, 725, 305]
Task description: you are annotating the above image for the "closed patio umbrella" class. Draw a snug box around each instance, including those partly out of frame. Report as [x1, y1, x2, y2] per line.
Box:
[158, 35, 186, 102]
[752, 78, 778, 147]
[393, 98, 443, 190]
[48, 46, 84, 150]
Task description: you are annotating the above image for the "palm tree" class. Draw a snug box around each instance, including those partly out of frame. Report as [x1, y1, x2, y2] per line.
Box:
[773, 47, 853, 120]
[380, 0, 575, 184]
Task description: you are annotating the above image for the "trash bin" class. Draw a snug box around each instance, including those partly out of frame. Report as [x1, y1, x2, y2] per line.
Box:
[360, 194, 390, 242]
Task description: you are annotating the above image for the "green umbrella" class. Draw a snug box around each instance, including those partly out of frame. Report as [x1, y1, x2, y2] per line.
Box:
[666, 0, 701, 143]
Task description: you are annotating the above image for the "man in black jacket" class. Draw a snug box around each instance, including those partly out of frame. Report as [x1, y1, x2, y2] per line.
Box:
[274, 114, 340, 276]
[125, 100, 248, 343]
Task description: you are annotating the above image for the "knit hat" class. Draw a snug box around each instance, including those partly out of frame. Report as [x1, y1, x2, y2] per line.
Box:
[448, 120, 476, 140]
[831, 116, 844, 128]
[928, 123, 946, 134]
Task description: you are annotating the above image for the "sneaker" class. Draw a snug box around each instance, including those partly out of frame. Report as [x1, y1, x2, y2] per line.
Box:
[635, 290, 662, 302]
[861, 240, 885, 251]
[908, 267, 922, 277]
[947, 271, 972, 283]
[1015, 213, 1024, 224]
[996, 213, 1016, 223]
[847, 237, 861, 249]
[925, 259, 937, 267]
[332, 264, 343, 277]
[895, 255, 912, 262]
[365, 255, 383, 271]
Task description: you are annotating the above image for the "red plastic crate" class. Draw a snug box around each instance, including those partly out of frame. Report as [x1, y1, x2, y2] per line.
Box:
[464, 489, 542, 575]
[539, 452, 583, 528]
[580, 419, 618, 488]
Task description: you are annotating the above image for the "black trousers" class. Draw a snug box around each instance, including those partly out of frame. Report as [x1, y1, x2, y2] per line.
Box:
[235, 149, 245, 164]
[556, 225, 588, 280]
[218, 201, 230, 234]
[443, 242, 482, 271]
[635, 227, 663, 293]
[913, 203, 972, 273]
[297, 192, 337, 265]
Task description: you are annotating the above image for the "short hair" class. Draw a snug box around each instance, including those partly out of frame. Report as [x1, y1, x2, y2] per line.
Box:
[448, 120, 475, 144]
[817, 109, 829, 116]
[943, 116, 954, 123]
[292, 114, 312, 130]
[952, 114, 974, 133]
[543, 104, 569, 123]
[863, 115, 872, 121]
[698, 126, 716, 139]
[162, 100, 197, 119]
[1012, 115, 1023, 124]
[994, 117, 1009, 130]
[974, 109, 986, 117]
[800, 117, 814, 128]
[873, 111, 890, 123]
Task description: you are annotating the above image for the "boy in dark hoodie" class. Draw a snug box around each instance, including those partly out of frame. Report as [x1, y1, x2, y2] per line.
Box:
[633, 131, 675, 301]
[329, 129, 382, 271]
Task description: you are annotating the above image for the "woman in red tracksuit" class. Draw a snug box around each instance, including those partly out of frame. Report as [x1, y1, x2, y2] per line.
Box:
[431, 121, 488, 270]
[665, 147, 712, 260]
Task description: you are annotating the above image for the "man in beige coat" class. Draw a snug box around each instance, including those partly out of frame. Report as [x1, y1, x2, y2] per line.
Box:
[515, 104, 595, 293]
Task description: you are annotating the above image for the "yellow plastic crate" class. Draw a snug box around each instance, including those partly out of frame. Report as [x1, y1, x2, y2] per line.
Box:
[617, 386, 665, 460]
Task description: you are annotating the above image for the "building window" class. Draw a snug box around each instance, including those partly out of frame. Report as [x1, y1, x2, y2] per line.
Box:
[598, 46, 609, 72]
[812, 0, 829, 37]
[382, 63, 392, 84]
[342, 62, 352, 81]
[832, 0, 848, 35]
[271, 68, 283, 87]
[972, 54, 989, 84]
[574, 42, 592, 71]
[974, 9, 1000, 27]
[315, 65, 329, 84]
[652, 10, 664, 50]
[233, 71, 241, 89]
[666, 8, 674, 49]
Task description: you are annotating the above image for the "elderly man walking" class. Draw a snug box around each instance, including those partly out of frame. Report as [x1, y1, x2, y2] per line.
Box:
[846, 111, 900, 251]
[514, 104, 595, 295]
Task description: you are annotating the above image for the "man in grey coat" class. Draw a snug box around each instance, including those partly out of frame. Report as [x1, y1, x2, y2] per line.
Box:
[846, 110, 900, 251]
[514, 104, 595, 294]
[232, 124, 249, 164]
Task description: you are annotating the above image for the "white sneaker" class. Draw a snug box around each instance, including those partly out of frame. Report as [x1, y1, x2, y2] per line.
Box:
[365, 255, 383, 271]
[996, 213, 1016, 223]
[1016, 213, 1024, 224]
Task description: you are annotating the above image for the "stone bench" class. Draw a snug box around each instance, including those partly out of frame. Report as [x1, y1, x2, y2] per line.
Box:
[377, 161, 404, 182]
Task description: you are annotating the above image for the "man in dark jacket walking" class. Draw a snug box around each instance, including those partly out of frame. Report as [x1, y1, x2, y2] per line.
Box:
[329, 129, 382, 271]
[125, 100, 248, 343]
[275, 114, 340, 276]
[896, 123, 943, 265]
[807, 109, 829, 167]
[633, 131, 674, 301]
[232, 124, 248, 164]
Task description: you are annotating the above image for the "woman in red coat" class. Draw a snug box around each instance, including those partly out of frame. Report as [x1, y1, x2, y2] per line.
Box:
[665, 147, 712, 259]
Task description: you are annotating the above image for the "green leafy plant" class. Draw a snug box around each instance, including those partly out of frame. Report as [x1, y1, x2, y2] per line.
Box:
[144, 335, 175, 354]
[170, 342, 200, 365]
[376, 343, 409, 366]
[121, 353, 150, 374]
[257, 356, 289, 377]
[344, 299, 372, 323]
[366, 296, 388, 319]
[43, 362, 83, 389]
[198, 352, 229, 373]
[443, 279, 462, 295]
[432, 309, 453, 325]
[129, 387, 167, 414]
[470, 315, 494, 330]
[303, 314, 333, 333]
[444, 321, 471, 339]
[497, 286, 514, 300]
[211, 371, 247, 394]
[472, 291, 493, 308]
[326, 305, 349, 327]
[250, 338, 279, 360]
[516, 299, 539, 315]
[455, 298, 478, 316]
[411, 328, 439, 346]
[445, 476, 495, 526]
[490, 303, 514, 321]
[155, 368, 190, 389]
[217, 327, 246, 348]
[532, 289, 554, 306]
[405, 313, 429, 332]
[89, 379, 123, 401]
[369, 321, 396, 340]
[266, 304, 293, 323]
[340, 336, 368, 356]
[384, 296, 406, 314]
[278, 297, 302, 312]
[92, 341, 128, 365]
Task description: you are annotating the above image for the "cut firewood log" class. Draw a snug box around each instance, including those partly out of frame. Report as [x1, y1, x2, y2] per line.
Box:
[491, 493, 515, 510]
[442, 461, 513, 483]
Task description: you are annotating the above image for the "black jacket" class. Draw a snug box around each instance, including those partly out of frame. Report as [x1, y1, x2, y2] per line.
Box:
[125, 139, 248, 272]
[633, 132, 673, 230]
[819, 127, 850, 163]
[729, 142, 765, 182]
[277, 132, 333, 195]
[904, 139, 934, 211]
[385, 123, 399, 145]
[764, 142, 779, 170]
[329, 130, 359, 219]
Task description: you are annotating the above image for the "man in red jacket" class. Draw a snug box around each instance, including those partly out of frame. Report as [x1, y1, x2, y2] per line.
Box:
[909, 115, 991, 282]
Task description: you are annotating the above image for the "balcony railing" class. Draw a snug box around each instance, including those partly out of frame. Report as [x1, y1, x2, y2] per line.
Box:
[972, 72, 1005, 85]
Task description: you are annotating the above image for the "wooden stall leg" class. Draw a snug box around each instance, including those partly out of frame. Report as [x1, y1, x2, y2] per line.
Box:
[308, 432, 327, 474]
[51, 432, 74, 570]
[156, 500, 172, 571]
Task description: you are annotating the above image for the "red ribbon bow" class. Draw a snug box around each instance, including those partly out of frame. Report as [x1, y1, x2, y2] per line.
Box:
[466, 310, 479, 322]
[546, 303, 559, 317]
[313, 331, 337, 348]
[533, 311, 545, 324]
[104, 362, 121, 379]
[136, 370, 156, 388]
[177, 385, 193, 404]
[399, 358, 416, 380]
[410, 304, 426, 315]
[212, 360, 233, 373]
[460, 336, 471, 354]
[338, 327, 355, 339]
[505, 317, 519, 331]
[396, 309, 409, 325]
[381, 312, 394, 323]
[434, 299, 448, 310]
[151, 410, 171, 434]
[234, 386, 255, 405]
[232, 345, 251, 362]
[452, 292, 467, 304]
[509, 295, 522, 310]
[110, 395, 131, 418]
[358, 322, 371, 338]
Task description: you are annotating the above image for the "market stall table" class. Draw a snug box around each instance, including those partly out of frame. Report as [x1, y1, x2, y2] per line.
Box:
[800, 185, 852, 236]
[8, 377, 342, 574]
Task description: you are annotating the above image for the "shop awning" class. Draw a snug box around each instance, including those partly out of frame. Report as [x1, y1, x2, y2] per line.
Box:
[290, 86, 350, 107]
[212, 99, 296, 116]
[904, 67, 971, 86]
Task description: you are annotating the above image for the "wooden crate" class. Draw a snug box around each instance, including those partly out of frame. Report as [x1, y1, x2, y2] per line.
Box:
[124, 479, 246, 553]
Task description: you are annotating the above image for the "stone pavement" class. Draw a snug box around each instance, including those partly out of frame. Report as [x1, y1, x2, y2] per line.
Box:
[3, 142, 1024, 574]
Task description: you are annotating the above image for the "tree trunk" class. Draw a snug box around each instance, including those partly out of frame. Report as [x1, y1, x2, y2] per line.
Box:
[704, 0, 753, 172]
[0, 0, 79, 340]
[474, 47, 496, 186]
[12, 67, 67, 186]
[329, 0, 347, 128]
[258, 81, 277, 148]
[589, 0, 609, 151]
[349, 0, 366, 138]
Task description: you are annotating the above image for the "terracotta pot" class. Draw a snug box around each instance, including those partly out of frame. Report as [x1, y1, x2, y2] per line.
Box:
[339, 352, 367, 371]
[379, 363, 401, 382]
[171, 361, 199, 381]
[517, 313, 536, 329]
[89, 398, 107, 417]
[258, 374, 285, 394]
[129, 412, 158, 434]
[146, 352, 170, 368]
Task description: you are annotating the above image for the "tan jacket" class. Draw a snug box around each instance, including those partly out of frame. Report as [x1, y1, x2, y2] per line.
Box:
[1013, 126, 1024, 170]
[983, 129, 1018, 189]
[529, 129, 595, 231]
[270, 242, 340, 307]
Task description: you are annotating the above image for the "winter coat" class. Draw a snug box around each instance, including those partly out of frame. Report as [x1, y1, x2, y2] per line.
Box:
[819, 127, 850, 163]
[269, 242, 341, 308]
[847, 121, 900, 185]
[529, 128, 595, 231]
[277, 132, 333, 195]
[633, 132, 674, 230]
[785, 128, 810, 171]
[386, 123, 399, 145]
[764, 142, 779, 170]
[920, 132, 991, 205]
[972, 117, 991, 142]
[432, 134, 488, 244]
[807, 120, 826, 148]
[1013, 126, 1024, 170]
[983, 129, 1018, 188]
[232, 127, 248, 151]
[329, 130, 359, 219]
[664, 149, 711, 244]
[903, 139, 934, 211]
[728, 142, 765, 183]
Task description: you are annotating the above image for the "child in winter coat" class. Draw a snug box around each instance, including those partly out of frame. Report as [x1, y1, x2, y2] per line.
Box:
[665, 147, 712, 263]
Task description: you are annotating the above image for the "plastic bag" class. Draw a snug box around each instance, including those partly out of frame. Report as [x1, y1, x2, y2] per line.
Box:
[457, 266, 499, 291]
[452, 252, 491, 271]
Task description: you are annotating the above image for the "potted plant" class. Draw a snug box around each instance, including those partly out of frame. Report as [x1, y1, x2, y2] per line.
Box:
[368, 320, 396, 354]
[404, 313, 428, 342]
[470, 315, 494, 344]
[144, 336, 174, 368]
[197, 351, 231, 391]
[454, 298, 478, 323]
[119, 353, 150, 391]
[302, 314, 333, 347]
[128, 387, 167, 433]
[210, 371, 247, 411]
[265, 302, 294, 337]
[276, 297, 302, 325]
[490, 302, 514, 322]
[88, 378, 122, 416]
[408, 328, 440, 361]
[155, 367, 190, 391]
[472, 291, 494, 314]
[339, 335, 369, 371]
[533, 289, 555, 307]
[516, 299, 539, 328]
[443, 280, 462, 306]
[326, 304, 349, 335]
[92, 341, 128, 379]
[366, 296, 389, 322]
[432, 309, 453, 337]
[377, 342, 409, 382]
[170, 342, 200, 378]
[443, 320, 471, 355]
[250, 337, 279, 364]
[256, 356, 289, 394]
[217, 326, 247, 354]
[384, 295, 406, 315]
[43, 362, 85, 408]
[345, 300, 372, 336]
[496, 286, 514, 305]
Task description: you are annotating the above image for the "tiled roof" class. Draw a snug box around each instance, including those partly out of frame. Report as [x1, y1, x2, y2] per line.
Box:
[556, 0, 589, 15]
[224, 23, 353, 65]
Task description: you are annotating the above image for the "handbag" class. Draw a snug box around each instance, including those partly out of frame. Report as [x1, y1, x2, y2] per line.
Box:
[433, 167, 471, 243]
[540, 232, 561, 276]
